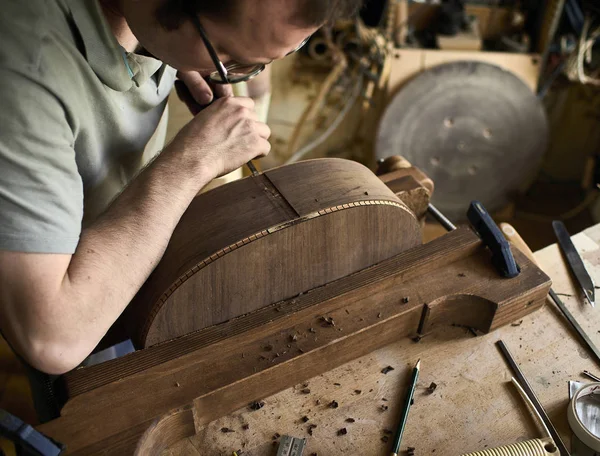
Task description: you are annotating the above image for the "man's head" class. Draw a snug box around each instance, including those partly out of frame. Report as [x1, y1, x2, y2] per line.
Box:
[121, 0, 362, 74]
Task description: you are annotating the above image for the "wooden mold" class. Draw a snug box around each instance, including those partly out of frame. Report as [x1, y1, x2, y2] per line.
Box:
[36, 157, 551, 455]
[123, 159, 421, 347]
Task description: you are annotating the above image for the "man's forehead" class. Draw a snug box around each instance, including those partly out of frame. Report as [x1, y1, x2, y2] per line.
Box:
[203, 2, 316, 62]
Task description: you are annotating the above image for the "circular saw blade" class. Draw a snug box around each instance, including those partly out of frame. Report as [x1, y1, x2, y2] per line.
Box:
[375, 61, 548, 220]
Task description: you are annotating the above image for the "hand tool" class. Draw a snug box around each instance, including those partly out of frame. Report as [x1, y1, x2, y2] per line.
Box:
[391, 359, 420, 456]
[582, 370, 600, 382]
[501, 223, 600, 365]
[496, 340, 571, 456]
[552, 220, 595, 307]
[276, 435, 306, 456]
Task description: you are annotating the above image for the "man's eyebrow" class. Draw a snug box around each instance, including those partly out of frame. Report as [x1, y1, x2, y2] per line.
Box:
[215, 44, 274, 66]
[226, 55, 273, 66]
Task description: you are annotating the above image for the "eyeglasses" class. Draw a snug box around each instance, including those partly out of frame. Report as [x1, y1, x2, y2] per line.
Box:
[189, 14, 310, 85]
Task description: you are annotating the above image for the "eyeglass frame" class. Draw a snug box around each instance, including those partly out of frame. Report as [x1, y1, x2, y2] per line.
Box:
[188, 13, 310, 85]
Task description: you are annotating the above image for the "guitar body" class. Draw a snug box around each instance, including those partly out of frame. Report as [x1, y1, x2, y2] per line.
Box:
[123, 159, 421, 347]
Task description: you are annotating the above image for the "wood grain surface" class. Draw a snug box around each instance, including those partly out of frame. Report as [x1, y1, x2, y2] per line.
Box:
[123, 158, 421, 347]
[39, 228, 550, 455]
[163, 224, 600, 456]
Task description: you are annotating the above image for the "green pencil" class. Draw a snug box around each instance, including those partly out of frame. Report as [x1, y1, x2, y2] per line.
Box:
[391, 359, 420, 456]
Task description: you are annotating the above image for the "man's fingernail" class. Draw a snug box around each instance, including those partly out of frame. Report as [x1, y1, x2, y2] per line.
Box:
[200, 92, 213, 104]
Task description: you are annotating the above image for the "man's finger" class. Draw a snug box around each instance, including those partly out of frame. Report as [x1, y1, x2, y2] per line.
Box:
[255, 138, 272, 157]
[211, 82, 234, 99]
[215, 96, 255, 110]
[254, 121, 271, 140]
[177, 71, 214, 105]
[174, 81, 202, 116]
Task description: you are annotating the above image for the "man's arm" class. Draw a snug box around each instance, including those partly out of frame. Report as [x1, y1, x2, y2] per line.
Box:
[0, 96, 270, 375]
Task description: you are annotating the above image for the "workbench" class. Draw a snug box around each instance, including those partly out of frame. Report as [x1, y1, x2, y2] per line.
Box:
[163, 223, 600, 456]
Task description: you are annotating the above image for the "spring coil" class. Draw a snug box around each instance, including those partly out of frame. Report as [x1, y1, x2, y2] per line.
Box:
[462, 438, 557, 456]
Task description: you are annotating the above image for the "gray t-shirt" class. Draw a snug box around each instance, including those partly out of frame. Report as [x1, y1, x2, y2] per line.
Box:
[0, 0, 177, 254]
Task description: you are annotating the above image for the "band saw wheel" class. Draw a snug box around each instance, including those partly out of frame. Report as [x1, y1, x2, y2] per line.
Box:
[375, 60, 549, 220]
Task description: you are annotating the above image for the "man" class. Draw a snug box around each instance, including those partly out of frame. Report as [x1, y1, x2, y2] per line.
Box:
[0, 0, 361, 385]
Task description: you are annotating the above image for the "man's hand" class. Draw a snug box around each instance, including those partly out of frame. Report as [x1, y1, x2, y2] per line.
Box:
[169, 96, 271, 181]
[175, 70, 233, 115]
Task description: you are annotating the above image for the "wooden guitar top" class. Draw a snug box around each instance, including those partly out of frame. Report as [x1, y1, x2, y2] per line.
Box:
[123, 159, 421, 347]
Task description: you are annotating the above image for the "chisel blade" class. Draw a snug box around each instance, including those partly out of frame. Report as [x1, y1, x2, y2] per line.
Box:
[552, 220, 595, 307]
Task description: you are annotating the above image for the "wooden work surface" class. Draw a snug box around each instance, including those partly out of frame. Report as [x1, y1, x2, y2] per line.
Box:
[165, 224, 600, 456]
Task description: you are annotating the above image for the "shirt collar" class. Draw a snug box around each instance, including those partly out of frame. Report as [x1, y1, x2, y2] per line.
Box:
[67, 0, 164, 92]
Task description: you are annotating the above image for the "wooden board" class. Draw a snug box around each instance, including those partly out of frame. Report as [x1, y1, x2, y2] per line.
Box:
[38, 228, 551, 455]
[165, 224, 600, 456]
[123, 158, 420, 347]
[386, 49, 541, 100]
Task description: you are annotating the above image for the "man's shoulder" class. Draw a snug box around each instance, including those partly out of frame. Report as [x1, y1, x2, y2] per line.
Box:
[0, 0, 76, 73]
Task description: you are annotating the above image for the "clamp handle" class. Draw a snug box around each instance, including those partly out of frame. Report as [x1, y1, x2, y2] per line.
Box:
[467, 201, 520, 278]
[0, 409, 64, 456]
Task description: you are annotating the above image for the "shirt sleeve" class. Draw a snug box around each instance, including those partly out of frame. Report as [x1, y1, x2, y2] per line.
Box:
[0, 67, 83, 254]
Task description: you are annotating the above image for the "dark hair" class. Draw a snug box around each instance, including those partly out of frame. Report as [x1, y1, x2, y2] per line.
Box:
[156, 0, 363, 30]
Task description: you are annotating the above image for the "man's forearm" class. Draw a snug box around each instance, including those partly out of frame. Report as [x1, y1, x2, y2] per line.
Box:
[22, 146, 209, 373]
[1, 95, 270, 374]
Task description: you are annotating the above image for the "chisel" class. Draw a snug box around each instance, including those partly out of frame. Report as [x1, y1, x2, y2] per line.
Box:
[552, 220, 595, 307]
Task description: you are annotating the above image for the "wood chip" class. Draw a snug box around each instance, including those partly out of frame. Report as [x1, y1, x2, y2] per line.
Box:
[320, 316, 335, 326]
[381, 366, 395, 374]
[249, 401, 265, 411]
[290, 334, 298, 342]
[334, 382, 341, 386]
[511, 320, 523, 327]
[426, 382, 438, 394]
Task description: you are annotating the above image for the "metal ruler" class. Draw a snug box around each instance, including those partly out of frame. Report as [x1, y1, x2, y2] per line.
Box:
[276, 435, 306, 456]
